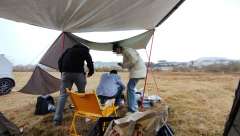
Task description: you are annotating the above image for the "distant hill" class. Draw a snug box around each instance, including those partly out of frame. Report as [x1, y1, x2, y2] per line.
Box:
[94, 61, 119, 68]
[153, 57, 240, 71]
[192, 57, 233, 67]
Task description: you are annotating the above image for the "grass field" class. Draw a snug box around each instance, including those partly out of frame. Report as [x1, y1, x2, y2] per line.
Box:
[0, 71, 238, 136]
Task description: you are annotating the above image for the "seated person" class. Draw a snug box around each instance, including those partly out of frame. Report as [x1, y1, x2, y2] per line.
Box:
[97, 70, 125, 106]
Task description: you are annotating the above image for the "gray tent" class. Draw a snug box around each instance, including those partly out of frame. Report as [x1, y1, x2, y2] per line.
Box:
[19, 66, 60, 95]
[20, 30, 154, 94]
[0, 0, 185, 94]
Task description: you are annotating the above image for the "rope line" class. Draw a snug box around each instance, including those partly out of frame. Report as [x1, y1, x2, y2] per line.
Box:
[141, 30, 155, 109]
[144, 50, 160, 92]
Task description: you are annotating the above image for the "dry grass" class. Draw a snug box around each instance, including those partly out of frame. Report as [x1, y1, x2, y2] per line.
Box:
[0, 71, 238, 136]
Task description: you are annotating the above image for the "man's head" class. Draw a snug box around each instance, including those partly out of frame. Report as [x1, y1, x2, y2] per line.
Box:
[110, 70, 118, 74]
[112, 43, 123, 54]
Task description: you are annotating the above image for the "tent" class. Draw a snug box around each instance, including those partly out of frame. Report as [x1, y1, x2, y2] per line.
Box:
[40, 30, 154, 69]
[0, 1, 186, 135]
[19, 66, 61, 95]
[19, 30, 154, 94]
[0, 0, 185, 94]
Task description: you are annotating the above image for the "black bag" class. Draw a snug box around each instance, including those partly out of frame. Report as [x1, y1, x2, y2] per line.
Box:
[156, 123, 174, 136]
[35, 95, 55, 115]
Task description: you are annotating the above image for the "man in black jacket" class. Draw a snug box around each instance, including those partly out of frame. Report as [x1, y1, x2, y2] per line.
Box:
[53, 43, 94, 126]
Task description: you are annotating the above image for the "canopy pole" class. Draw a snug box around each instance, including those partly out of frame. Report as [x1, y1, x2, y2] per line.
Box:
[141, 30, 155, 109]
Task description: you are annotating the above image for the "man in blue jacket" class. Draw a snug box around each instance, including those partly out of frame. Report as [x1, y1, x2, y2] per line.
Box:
[97, 70, 125, 106]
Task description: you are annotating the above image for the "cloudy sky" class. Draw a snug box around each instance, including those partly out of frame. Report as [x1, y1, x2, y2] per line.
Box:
[0, 0, 239, 65]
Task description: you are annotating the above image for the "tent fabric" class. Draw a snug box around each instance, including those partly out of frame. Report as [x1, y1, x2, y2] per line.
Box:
[0, 112, 21, 136]
[19, 66, 60, 95]
[0, 0, 184, 32]
[224, 80, 240, 136]
[39, 30, 154, 69]
[39, 33, 76, 69]
[72, 29, 154, 51]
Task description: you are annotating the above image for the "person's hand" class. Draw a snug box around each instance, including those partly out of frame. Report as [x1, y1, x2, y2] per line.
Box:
[118, 63, 123, 67]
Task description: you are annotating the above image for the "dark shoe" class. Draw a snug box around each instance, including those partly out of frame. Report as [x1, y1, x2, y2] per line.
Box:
[53, 121, 61, 126]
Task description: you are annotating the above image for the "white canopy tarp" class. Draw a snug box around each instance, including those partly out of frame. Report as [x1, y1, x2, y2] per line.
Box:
[74, 30, 155, 51]
[0, 0, 184, 32]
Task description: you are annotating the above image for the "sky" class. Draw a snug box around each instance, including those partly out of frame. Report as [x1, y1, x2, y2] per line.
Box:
[0, 0, 240, 65]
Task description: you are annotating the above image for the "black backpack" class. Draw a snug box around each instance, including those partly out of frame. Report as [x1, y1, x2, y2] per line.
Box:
[35, 95, 54, 115]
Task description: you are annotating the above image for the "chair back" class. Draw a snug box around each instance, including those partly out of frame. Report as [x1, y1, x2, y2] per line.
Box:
[67, 89, 103, 116]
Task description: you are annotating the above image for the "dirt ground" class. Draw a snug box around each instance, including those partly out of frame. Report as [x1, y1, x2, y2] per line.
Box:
[0, 71, 238, 136]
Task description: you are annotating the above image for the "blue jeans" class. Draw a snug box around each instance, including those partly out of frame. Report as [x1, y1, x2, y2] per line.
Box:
[53, 72, 86, 123]
[127, 78, 140, 112]
[98, 86, 124, 106]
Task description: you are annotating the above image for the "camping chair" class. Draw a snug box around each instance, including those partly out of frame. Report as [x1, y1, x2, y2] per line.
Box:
[66, 88, 118, 136]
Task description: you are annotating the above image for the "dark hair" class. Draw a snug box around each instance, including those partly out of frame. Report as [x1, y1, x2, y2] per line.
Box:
[72, 43, 89, 51]
[73, 44, 81, 48]
[73, 43, 89, 48]
[110, 70, 118, 74]
[112, 42, 122, 52]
